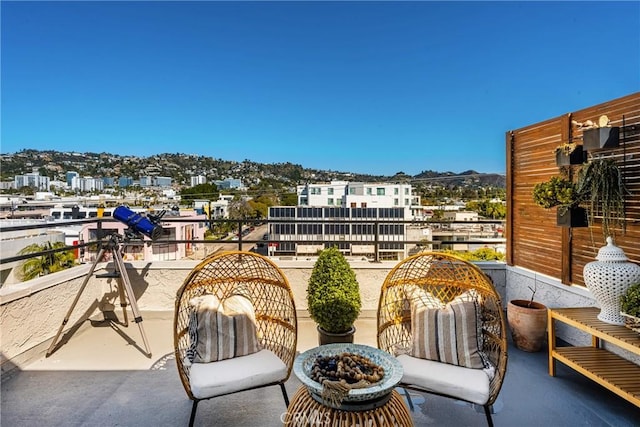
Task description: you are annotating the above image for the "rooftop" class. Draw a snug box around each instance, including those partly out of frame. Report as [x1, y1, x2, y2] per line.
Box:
[2, 313, 639, 426]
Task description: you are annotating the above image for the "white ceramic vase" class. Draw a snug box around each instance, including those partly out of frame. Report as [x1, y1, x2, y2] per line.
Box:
[583, 237, 640, 325]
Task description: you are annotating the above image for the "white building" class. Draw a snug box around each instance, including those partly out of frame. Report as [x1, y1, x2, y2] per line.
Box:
[263, 181, 425, 260]
[71, 176, 104, 193]
[14, 173, 50, 191]
[297, 181, 420, 217]
[191, 175, 207, 187]
[193, 194, 233, 219]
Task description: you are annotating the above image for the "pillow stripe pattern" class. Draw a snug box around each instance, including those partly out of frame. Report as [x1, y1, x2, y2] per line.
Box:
[411, 300, 484, 369]
[188, 294, 261, 363]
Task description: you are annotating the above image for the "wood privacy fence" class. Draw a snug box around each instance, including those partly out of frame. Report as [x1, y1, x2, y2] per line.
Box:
[506, 92, 640, 286]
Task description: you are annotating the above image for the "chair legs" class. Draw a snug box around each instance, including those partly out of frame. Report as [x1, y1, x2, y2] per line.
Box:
[280, 383, 290, 407]
[189, 400, 199, 427]
[188, 384, 289, 426]
[483, 404, 494, 427]
[402, 387, 415, 411]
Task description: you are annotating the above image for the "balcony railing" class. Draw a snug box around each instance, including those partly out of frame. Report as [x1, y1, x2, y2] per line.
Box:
[0, 216, 505, 268]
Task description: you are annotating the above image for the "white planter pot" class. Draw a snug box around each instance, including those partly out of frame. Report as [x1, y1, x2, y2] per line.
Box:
[583, 237, 640, 325]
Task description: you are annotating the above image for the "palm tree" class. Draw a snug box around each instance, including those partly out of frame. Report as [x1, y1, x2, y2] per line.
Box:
[18, 241, 76, 281]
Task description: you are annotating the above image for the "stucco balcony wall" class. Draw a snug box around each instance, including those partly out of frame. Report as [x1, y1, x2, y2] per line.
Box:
[0, 259, 526, 373]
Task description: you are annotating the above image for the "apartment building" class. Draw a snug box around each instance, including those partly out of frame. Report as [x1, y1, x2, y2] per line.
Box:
[268, 181, 423, 260]
[14, 172, 50, 191]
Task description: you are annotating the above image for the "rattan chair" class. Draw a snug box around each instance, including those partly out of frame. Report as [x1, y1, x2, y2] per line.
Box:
[377, 252, 507, 427]
[174, 251, 297, 426]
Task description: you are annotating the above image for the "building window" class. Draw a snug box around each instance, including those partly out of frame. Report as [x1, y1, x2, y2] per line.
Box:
[404, 188, 410, 195]
[394, 198, 399, 206]
[328, 188, 334, 195]
[325, 224, 349, 235]
[297, 224, 322, 234]
[377, 188, 385, 196]
[379, 208, 405, 219]
[405, 198, 409, 205]
[328, 198, 334, 205]
[324, 207, 349, 218]
[379, 224, 404, 235]
[367, 188, 372, 195]
[394, 188, 399, 195]
[352, 224, 375, 235]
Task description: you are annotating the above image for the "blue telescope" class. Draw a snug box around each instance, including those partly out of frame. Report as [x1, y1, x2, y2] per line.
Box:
[113, 205, 164, 240]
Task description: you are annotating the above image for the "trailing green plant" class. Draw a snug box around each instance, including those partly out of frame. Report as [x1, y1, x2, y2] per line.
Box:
[307, 246, 361, 333]
[621, 282, 640, 317]
[532, 176, 579, 210]
[576, 158, 628, 239]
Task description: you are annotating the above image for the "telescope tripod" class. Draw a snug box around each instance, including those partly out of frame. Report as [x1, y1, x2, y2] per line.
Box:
[46, 234, 152, 358]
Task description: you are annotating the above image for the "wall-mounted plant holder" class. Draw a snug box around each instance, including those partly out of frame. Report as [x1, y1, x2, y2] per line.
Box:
[557, 206, 588, 228]
[556, 145, 586, 166]
[583, 127, 619, 151]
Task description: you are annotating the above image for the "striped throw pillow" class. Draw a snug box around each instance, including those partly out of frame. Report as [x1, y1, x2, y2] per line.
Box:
[411, 299, 485, 369]
[187, 294, 261, 363]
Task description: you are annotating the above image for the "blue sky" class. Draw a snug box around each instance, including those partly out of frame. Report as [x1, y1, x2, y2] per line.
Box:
[2, 1, 639, 176]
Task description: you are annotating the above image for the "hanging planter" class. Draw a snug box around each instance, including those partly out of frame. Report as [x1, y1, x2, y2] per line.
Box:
[583, 127, 619, 151]
[556, 206, 588, 228]
[533, 176, 585, 228]
[555, 144, 585, 166]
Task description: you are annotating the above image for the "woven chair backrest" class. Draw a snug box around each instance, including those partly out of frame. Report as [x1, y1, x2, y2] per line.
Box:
[377, 252, 507, 405]
[174, 251, 297, 398]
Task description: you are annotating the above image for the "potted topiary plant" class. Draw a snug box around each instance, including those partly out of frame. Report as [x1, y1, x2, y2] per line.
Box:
[307, 246, 362, 345]
[621, 282, 640, 333]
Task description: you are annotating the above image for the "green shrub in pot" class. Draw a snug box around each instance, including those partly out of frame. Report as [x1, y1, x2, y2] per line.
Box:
[532, 176, 578, 210]
[307, 246, 361, 334]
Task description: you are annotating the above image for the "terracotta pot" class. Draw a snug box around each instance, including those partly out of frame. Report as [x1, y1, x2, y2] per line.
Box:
[317, 325, 356, 346]
[507, 300, 548, 352]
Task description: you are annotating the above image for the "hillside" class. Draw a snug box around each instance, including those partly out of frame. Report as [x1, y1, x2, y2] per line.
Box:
[0, 149, 505, 189]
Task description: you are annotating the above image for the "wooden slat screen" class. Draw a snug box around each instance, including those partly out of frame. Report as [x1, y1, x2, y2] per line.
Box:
[507, 92, 640, 286]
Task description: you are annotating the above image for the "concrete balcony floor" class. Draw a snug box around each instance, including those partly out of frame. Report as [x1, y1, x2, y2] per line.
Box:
[2, 313, 639, 427]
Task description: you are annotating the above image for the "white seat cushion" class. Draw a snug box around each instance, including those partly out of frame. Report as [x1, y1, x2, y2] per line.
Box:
[397, 354, 491, 405]
[189, 349, 288, 399]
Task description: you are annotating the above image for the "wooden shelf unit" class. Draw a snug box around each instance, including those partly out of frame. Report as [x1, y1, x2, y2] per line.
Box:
[548, 307, 640, 407]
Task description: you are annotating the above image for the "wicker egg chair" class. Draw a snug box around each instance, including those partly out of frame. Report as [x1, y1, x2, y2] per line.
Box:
[377, 252, 507, 427]
[174, 251, 297, 426]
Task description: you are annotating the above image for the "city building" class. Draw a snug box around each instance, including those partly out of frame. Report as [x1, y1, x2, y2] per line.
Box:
[119, 177, 134, 187]
[71, 176, 104, 193]
[14, 172, 50, 191]
[191, 175, 207, 187]
[155, 176, 172, 187]
[297, 181, 420, 216]
[214, 178, 244, 190]
[66, 171, 79, 187]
